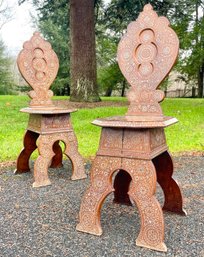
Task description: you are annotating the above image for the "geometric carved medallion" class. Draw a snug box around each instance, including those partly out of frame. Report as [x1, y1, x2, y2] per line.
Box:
[117, 4, 179, 120]
[15, 32, 87, 187]
[76, 4, 186, 253]
[17, 32, 59, 108]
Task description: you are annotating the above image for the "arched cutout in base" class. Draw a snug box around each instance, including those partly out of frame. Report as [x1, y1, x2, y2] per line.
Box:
[50, 140, 63, 168]
[77, 156, 167, 252]
[113, 169, 132, 206]
[15, 130, 86, 188]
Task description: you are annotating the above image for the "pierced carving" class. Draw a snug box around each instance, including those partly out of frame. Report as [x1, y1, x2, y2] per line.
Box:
[117, 4, 179, 119]
[77, 4, 185, 253]
[33, 132, 86, 187]
[77, 157, 167, 252]
[15, 32, 86, 187]
[17, 32, 59, 108]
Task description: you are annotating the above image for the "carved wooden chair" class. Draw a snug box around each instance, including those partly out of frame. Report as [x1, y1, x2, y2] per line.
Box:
[76, 4, 186, 252]
[15, 32, 87, 187]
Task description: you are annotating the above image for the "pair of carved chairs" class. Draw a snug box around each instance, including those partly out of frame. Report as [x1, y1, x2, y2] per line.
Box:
[15, 4, 186, 252]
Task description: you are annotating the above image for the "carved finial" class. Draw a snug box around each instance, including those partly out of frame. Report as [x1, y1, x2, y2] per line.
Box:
[33, 31, 40, 36]
[117, 4, 179, 121]
[144, 3, 153, 11]
[17, 32, 59, 108]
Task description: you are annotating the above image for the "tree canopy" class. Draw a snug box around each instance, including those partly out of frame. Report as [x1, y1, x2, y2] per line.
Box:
[18, 0, 204, 98]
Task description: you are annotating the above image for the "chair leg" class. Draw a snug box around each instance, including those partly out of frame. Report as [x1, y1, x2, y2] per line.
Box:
[153, 151, 186, 215]
[15, 130, 38, 174]
[76, 156, 121, 235]
[64, 131, 87, 180]
[122, 158, 167, 252]
[33, 134, 54, 187]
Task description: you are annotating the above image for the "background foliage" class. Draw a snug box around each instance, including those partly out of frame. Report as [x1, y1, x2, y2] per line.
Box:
[11, 0, 204, 97]
[0, 40, 15, 95]
[36, 0, 203, 96]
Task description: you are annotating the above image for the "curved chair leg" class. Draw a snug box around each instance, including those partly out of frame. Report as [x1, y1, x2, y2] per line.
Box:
[64, 131, 86, 180]
[50, 140, 63, 168]
[153, 151, 186, 215]
[33, 134, 55, 188]
[122, 159, 167, 252]
[15, 130, 39, 174]
[76, 156, 121, 235]
[113, 170, 132, 206]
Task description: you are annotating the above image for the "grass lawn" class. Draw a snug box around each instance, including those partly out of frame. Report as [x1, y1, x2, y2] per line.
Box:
[0, 95, 203, 162]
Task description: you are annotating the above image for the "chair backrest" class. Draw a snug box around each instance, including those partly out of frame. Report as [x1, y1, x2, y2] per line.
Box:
[17, 32, 59, 108]
[117, 4, 179, 120]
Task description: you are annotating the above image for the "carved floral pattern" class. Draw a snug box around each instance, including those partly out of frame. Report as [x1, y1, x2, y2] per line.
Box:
[98, 128, 123, 156]
[123, 128, 147, 153]
[77, 4, 184, 253]
[17, 32, 59, 107]
[77, 156, 121, 235]
[43, 114, 72, 130]
[117, 4, 179, 119]
[77, 157, 166, 251]
[32, 131, 86, 187]
[150, 128, 166, 150]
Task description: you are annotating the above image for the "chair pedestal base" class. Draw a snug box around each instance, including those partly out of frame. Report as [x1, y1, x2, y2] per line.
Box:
[15, 112, 86, 187]
[77, 126, 186, 252]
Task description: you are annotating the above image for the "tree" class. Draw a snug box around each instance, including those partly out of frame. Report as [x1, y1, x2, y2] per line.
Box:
[104, 0, 196, 32]
[0, 41, 15, 94]
[70, 0, 100, 102]
[19, 0, 101, 101]
[0, 1, 15, 94]
[19, 0, 70, 96]
[98, 63, 125, 96]
[102, 0, 204, 97]
[95, 0, 177, 97]
[0, 0, 13, 29]
[176, 0, 204, 97]
[96, 29, 127, 96]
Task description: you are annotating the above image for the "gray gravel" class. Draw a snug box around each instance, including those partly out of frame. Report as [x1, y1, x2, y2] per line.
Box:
[0, 156, 203, 257]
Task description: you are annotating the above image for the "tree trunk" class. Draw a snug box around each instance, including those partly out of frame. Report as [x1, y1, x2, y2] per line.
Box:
[70, 0, 100, 102]
[198, 64, 204, 98]
[105, 87, 112, 96]
[192, 86, 196, 98]
[195, 1, 203, 98]
[121, 79, 126, 97]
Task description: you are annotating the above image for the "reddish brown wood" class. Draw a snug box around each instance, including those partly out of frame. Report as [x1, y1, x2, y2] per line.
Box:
[77, 4, 185, 252]
[17, 32, 58, 108]
[114, 151, 187, 216]
[113, 170, 132, 206]
[50, 141, 63, 168]
[15, 32, 87, 187]
[117, 4, 179, 121]
[153, 151, 186, 215]
[77, 156, 167, 252]
[15, 130, 38, 174]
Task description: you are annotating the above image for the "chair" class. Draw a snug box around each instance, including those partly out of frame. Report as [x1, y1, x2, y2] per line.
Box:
[76, 4, 186, 252]
[15, 32, 87, 187]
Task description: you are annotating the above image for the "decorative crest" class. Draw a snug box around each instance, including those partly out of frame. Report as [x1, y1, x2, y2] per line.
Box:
[17, 32, 59, 108]
[117, 4, 179, 120]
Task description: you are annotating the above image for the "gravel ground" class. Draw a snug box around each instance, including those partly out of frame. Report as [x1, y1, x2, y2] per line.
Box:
[0, 156, 203, 257]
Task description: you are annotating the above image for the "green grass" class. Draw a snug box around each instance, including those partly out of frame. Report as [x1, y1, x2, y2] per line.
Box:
[0, 95, 203, 162]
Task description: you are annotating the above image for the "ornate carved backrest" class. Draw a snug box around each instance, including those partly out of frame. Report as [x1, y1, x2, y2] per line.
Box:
[17, 32, 59, 108]
[117, 4, 179, 121]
